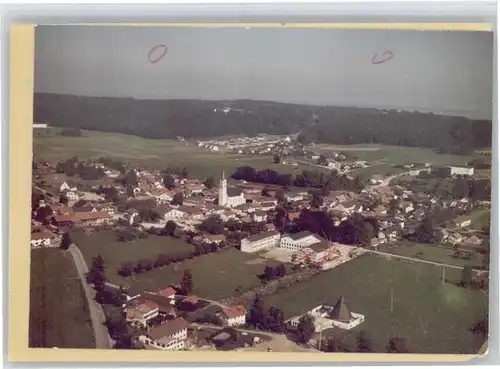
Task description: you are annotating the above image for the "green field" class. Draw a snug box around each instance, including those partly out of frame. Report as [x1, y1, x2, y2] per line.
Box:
[470, 207, 491, 230]
[111, 249, 281, 300]
[314, 144, 475, 167]
[73, 230, 280, 299]
[72, 230, 195, 275]
[264, 254, 488, 354]
[351, 164, 406, 181]
[29, 248, 95, 348]
[378, 242, 484, 268]
[34, 130, 311, 179]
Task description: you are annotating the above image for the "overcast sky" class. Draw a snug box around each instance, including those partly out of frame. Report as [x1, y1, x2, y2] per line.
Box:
[34, 25, 493, 119]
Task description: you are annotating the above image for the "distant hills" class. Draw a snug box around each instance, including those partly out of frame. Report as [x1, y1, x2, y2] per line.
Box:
[33, 93, 492, 152]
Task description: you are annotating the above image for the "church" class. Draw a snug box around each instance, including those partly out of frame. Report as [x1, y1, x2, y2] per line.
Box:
[218, 172, 245, 208]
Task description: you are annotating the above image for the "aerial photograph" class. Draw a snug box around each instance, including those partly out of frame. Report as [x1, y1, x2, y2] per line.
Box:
[30, 25, 491, 354]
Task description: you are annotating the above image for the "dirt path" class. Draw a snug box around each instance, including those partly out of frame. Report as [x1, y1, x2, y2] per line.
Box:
[68, 244, 112, 349]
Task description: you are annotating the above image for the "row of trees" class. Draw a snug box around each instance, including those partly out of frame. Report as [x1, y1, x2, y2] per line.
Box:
[35, 93, 491, 150]
[55, 156, 107, 180]
[232, 165, 361, 191]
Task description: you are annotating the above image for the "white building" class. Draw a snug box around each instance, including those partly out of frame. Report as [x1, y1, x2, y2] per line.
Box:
[449, 166, 475, 176]
[219, 305, 247, 327]
[240, 230, 281, 253]
[218, 172, 246, 208]
[136, 317, 189, 351]
[280, 231, 324, 252]
[30, 231, 56, 249]
[288, 296, 364, 332]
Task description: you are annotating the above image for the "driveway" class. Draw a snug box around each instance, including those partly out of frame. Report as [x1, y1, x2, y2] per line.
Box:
[68, 244, 112, 349]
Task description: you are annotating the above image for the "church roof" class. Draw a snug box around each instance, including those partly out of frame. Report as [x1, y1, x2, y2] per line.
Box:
[227, 188, 243, 197]
[329, 295, 353, 323]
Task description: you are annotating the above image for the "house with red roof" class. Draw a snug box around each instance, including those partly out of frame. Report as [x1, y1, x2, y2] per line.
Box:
[30, 230, 57, 249]
[125, 299, 159, 328]
[219, 305, 247, 327]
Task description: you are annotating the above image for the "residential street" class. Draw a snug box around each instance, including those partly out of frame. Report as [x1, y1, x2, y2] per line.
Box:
[68, 244, 112, 349]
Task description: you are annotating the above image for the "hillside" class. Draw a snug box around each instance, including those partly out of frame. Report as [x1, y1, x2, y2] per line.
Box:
[34, 93, 492, 152]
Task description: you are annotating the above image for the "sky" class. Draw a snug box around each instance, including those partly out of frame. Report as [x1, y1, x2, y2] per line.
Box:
[34, 25, 494, 120]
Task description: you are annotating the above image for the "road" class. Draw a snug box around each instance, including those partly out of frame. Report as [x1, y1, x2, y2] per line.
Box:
[365, 249, 486, 273]
[371, 171, 411, 188]
[68, 244, 113, 349]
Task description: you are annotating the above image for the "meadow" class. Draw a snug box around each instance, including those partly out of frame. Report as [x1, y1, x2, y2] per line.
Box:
[264, 254, 488, 354]
[34, 130, 311, 179]
[29, 248, 95, 348]
[377, 242, 485, 269]
[73, 230, 280, 300]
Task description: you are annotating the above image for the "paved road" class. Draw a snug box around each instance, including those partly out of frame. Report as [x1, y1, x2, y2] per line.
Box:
[68, 244, 112, 349]
[366, 249, 486, 272]
[371, 171, 411, 188]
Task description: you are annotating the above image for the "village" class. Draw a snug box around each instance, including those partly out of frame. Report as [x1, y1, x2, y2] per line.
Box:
[29, 147, 490, 353]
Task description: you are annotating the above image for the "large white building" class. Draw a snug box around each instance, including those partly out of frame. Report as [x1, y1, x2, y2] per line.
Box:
[449, 166, 475, 176]
[240, 230, 281, 253]
[288, 295, 365, 332]
[280, 231, 324, 252]
[218, 172, 246, 208]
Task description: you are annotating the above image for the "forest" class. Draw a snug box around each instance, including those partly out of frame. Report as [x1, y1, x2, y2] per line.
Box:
[34, 93, 492, 152]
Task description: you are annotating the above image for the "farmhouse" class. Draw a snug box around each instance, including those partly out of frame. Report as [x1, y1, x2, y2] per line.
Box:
[135, 317, 190, 351]
[77, 211, 113, 226]
[240, 230, 281, 253]
[449, 166, 475, 176]
[51, 214, 78, 228]
[126, 300, 159, 328]
[203, 234, 227, 245]
[218, 305, 247, 327]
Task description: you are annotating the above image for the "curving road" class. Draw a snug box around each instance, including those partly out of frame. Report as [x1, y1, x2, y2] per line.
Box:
[68, 244, 112, 349]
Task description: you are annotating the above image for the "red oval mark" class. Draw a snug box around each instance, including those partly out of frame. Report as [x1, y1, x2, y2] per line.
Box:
[371, 50, 393, 64]
[148, 45, 168, 64]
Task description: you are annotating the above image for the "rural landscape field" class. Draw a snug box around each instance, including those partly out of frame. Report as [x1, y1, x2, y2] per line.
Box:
[29, 25, 491, 356]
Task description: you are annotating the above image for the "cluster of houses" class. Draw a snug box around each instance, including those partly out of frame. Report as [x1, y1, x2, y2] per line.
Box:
[120, 286, 250, 351]
[196, 135, 292, 154]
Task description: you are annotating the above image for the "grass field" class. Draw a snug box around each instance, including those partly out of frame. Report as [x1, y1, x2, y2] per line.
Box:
[350, 164, 406, 181]
[264, 254, 488, 354]
[315, 144, 475, 167]
[29, 248, 95, 348]
[34, 130, 311, 179]
[111, 249, 281, 300]
[378, 242, 484, 268]
[470, 207, 491, 230]
[72, 230, 195, 274]
[73, 230, 280, 299]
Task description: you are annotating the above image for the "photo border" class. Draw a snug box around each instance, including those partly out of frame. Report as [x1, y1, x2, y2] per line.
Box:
[8, 22, 494, 363]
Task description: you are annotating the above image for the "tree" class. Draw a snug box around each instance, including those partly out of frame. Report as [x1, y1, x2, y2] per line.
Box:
[311, 192, 324, 208]
[387, 336, 408, 353]
[296, 314, 315, 344]
[263, 306, 285, 333]
[118, 262, 133, 277]
[356, 331, 373, 352]
[247, 294, 266, 329]
[87, 254, 106, 289]
[122, 169, 138, 186]
[460, 265, 473, 287]
[199, 216, 224, 235]
[163, 220, 177, 236]
[180, 269, 194, 295]
[276, 264, 287, 277]
[171, 192, 184, 206]
[59, 194, 69, 205]
[60, 232, 72, 250]
[273, 154, 281, 164]
[203, 176, 215, 189]
[163, 174, 176, 189]
[264, 266, 277, 281]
